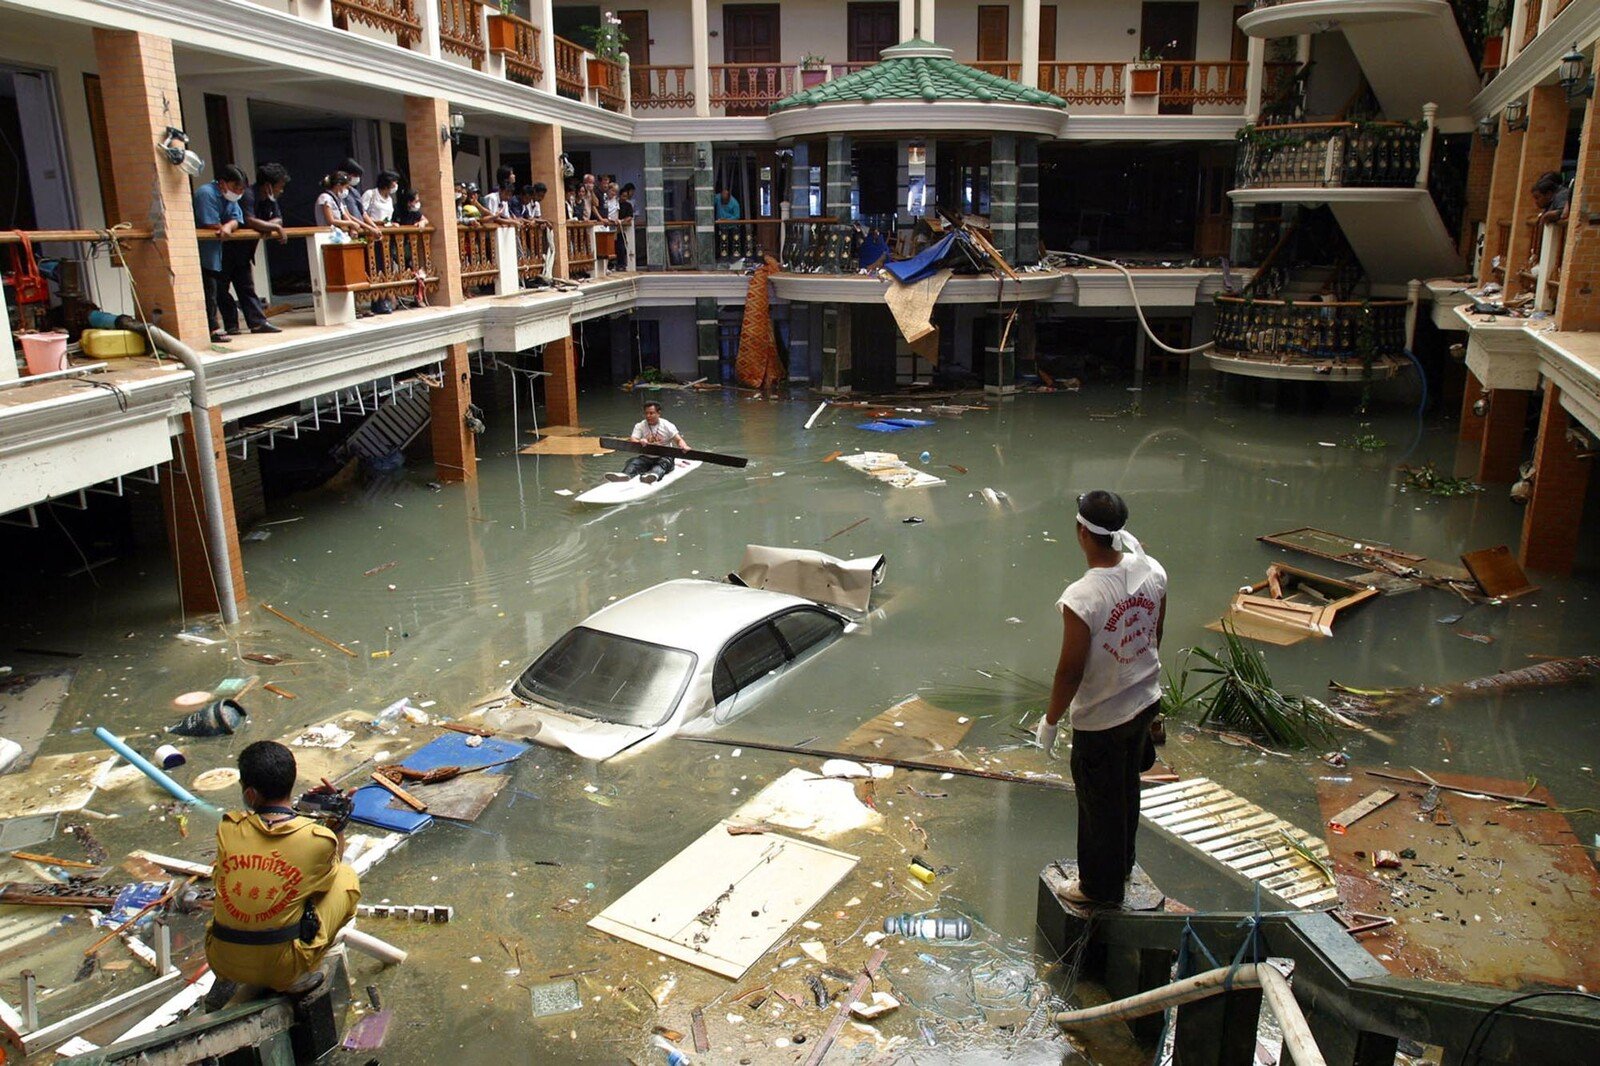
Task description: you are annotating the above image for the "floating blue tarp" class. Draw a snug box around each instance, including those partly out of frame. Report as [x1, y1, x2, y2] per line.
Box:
[349, 731, 530, 833]
[883, 233, 959, 285]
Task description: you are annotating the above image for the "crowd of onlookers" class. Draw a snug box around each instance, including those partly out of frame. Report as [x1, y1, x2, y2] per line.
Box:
[194, 158, 638, 340]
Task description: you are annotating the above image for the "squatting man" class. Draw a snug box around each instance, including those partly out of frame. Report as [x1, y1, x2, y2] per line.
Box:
[1035, 490, 1167, 908]
[609, 400, 691, 483]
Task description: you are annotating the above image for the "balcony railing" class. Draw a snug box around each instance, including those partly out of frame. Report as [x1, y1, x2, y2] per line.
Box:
[1039, 62, 1124, 105]
[331, 0, 421, 49]
[514, 222, 551, 281]
[970, 60, 1022, 80]
[591, 56, 627, 111]
[363, 226, 437, 308]
[780, 219, 858, 274]
[565, 220, 598, 274]
[553, 36, 586, 97]
[490, 10, 543, 86]
[438, 0, 484, 66]
[458, 224, 499, 298]
[1212, 295, 1409, 365]
[714, 219, 781, 263]
[1235, 121, 1424, 189]
[1159, 61, 1249, 106]
[632, 65, 693, 109]
[709, 63, 797, 111]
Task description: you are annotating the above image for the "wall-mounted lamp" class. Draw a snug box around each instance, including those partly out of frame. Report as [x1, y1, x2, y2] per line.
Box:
[1476, 114, 1499, 145]
[1503, 97, 1528, 131]
[1473, 396, 1490, 418]
[442, 112, 466, 145]
[1560, 45, 1594, 101]
[157, 126, 204, 176]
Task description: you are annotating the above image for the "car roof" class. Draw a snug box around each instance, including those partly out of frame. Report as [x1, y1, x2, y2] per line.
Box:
[581, 579, 825, 659]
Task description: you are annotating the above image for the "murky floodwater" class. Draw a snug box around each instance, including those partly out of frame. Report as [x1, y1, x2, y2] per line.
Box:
[4, 376, 1599, 1062]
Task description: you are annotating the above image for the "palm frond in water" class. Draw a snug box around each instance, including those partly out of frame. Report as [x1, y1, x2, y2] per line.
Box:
[920, 666, 1050, 717]
[1173, 624, 1335, 749]
[1277, 829, 1334, 885]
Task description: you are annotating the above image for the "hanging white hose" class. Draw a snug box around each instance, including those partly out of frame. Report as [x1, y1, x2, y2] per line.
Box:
[1059, 251, 1218, 356]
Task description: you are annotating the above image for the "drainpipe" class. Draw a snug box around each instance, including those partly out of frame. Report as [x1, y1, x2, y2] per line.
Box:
[92, 311, 241, 625]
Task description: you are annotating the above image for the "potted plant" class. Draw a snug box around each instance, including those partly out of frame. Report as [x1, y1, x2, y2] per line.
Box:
[1481, 2, 1508, 71]
[581, 11, 628, 87]
[487, 0, 519, 55]
[1129, 42, 1170, 95]
[322, 239, 368, 292]
[801, 53, 829, 88]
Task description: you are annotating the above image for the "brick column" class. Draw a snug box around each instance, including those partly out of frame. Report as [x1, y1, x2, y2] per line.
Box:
[531, 121, 568, 278]
[1520, 383, 1591, 574]
[429, 342, 476, 482]
[405, 96, 464, 304]
[162, 407, 246, 616]
[92, 30, 208, 344]
[1459, 131, 1496, 261]
[1477, 388, 1529, 483]
[1458, 370, 1488, 444]
[1503, 86, 1566, 299]
[1556, 95, 1600, 331]
[1477, 117, 1526, 283]
[544, 336, 579, 426]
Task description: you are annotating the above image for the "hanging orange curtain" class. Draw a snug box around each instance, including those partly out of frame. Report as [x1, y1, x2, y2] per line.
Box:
[734, 255, 785, 391]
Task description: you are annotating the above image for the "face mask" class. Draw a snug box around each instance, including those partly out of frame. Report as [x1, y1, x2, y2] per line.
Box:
[223, 190, 243, 202]
[350, 176, 360, 186]
[408, 203, 420, 214]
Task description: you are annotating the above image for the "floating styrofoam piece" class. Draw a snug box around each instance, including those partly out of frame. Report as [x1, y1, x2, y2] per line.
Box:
[728, 767, 882, 840]
[819, 759, 892, 780]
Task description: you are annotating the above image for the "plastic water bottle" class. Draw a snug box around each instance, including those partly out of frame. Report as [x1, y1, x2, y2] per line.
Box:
[368, 698, 410, 735]
[652, 1034, 691, 1065]
[919, 451, 931, 463]
[882, 914, 971, 940]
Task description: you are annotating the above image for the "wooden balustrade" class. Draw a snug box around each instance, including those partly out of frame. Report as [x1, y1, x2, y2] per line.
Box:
[1158, 61, 1250, 105]
[515, 221, 551, 280]
[565, 220, 598, 272]
[360, 226, 436, 307]
[331, 0, 421, 48]
[553, 35, 586, 97]
[631, 65, 693, 109]
[1039, 62, 1124, 105]
[439, 0, 484, 66]
[1262, 61, 1299, 103]
[457, 225, 499, 298]
[1522, 0, 1543, 48]
[492, 11, 543, 86]
[592, 56, 626, 111]
[1212, 295, 1409, 365]
[829, 62, 873, 78]
[709, 63, 797, 111]
[969, 60, 1023, 80]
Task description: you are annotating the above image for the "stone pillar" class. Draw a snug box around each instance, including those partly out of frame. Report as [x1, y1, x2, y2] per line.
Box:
[544, 335, 579, 426]
[990, 134, 1019, 265]
[918, 0, 935, 43]
[789, 143, 811, 218]
[694, 141, 715, 267]
[692, 0, 711, 117]
[1520, 383, 1591, 574]
[92, 30, 209, 344]
[1556, 94, 1600, 331]
[405, 96, 464, 303]
[985, 308, 1017, 396]
[1503, 85, 1566, 299]
[537, 0, 557, 94]
[1017, 137, 1039, 266]
[1243, 36, 1266, 122]
[788, 301, 812, 380]
[899, 0, 916, 42]
[430, 342, 477, 482]
[1021, 0, 1041, 87]
[162, 406, 247, 616]
[531, 121, 568, 278]
[1476, 388, 1529, 483]
[825, 135, 853, 222]
[1478, 115, 1526, 283]
[643, 142, 666, 269]
[695, 296, 720, 380]
[1458, 370, 1488, 444]
[1459, 130, 1497, 261]
[821, 305, 851, 393]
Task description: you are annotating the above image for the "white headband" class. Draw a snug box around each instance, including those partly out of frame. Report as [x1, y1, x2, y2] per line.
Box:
[1077, 512, 1143, 556]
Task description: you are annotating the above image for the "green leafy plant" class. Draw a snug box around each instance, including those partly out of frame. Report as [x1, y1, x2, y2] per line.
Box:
[1164, 625, 1335, 748]
[1344, 423, 1387, 451]
[801, 53, 828, 70]
[499, 0, 514, 15]
[1137, 40, 1176, 63]
[578, 11, 629, 61]
[1483, 1, 1509, 35]
[1398, 461, 1482, 497]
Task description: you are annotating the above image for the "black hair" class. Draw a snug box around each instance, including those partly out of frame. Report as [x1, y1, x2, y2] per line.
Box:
[496, 164, 516, 187]
[322, 170, 351, 189]
[256, 162, 289, 187]
[218, 163, 248, 186]
[1077, 490, 1128, 551]
[532, 182, 547, 196]
[238, 740, 297, 801]
[643, 400, 663, 412]
[340, 157, 365, 177]
[621, 182, 635, 193]
[376, 169, 401, 189]
[1532, 173, 1564, 195]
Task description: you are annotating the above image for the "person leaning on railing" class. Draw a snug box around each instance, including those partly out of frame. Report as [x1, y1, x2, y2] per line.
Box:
[362, 170, 402, 314]
[220, 162, 288, 336]
[195, 163, 249, 345]
[315, 172, 365, 237]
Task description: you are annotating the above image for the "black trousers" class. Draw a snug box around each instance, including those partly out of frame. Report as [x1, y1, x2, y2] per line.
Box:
[218, 254, 267, 331]
[1070, 702, 1159, 902]
[201, 269, 231, 334]
[623, 455, 673, 478]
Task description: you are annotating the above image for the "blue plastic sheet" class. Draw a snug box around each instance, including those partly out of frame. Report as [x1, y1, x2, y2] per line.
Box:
[349, 732, 530, 833]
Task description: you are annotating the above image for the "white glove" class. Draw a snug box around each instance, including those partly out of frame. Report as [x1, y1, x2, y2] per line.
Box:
[1034, 717, 1059, 755]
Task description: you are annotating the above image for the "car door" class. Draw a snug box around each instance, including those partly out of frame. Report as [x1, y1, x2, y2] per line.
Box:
[711, 608, 844, 724]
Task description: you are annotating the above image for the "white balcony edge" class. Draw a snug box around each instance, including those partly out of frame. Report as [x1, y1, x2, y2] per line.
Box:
[1471, 0, 1600, 119]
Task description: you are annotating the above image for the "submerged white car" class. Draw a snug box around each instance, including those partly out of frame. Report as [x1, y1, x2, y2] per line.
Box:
[492, 578, 853, 760]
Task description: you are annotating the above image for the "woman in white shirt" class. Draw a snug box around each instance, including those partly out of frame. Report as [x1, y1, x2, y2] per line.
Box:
[362, 171, 399, 225]
[316, 172, 363, 235]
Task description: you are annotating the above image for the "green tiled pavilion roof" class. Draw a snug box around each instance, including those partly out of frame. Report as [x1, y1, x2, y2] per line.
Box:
[770, 39, 1068, 112]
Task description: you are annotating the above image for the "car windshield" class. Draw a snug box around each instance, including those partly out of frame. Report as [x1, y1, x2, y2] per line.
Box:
[512, 627, 694, 728]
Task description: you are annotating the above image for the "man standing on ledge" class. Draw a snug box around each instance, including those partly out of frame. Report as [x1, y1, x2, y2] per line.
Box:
[1036, 490, 1167, 907]
[608, 400, 689, 484]
[206, 741, 360, 1001]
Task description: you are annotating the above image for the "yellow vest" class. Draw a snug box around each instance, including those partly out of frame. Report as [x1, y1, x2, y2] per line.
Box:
[211, 811, 338, 933]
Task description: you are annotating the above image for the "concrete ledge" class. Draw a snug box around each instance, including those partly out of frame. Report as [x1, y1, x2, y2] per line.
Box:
[1457, 305, 1542, 391]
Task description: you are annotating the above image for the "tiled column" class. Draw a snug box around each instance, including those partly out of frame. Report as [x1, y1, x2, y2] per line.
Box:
[990, 134, 1018, 265]
[985, 308, 1016, 396]
[696, 296, 719, 380]
[92, 30, 208, 344]
[821, 305, 851, 393]
[405, 96, 464, 302]
[825, 135, 853, 222]
[1477, 387, 1529, 483]
[162, 407, 247, 616]
[1556, 94, 1600, 331]
[531, 121, 568, 278]
[1520, 383, 1591, 574]
[1016, 303, 1037, 380]
[1459, 131, 1497, 261]
[694, 141, 715, 267]
[1477, 115, 1526, 283]
[1459, 370, 1488, 444]
[643, 142, 666, 269]
[789, 144, 811, 218]
[544, 336, 580, 426]
[1503, 86, 1566, 299]
[430, 343, 477, 482]
[1017, 137, 1039, 266]
[788, 302, 811, 380]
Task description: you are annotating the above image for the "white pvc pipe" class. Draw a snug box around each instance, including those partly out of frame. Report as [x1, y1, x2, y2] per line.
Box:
[1052, 963, 1263, 1026]
[1064, 253, 1217, 356]
[337, 925, 408, 966]
[1258, 963, 1328, 1066]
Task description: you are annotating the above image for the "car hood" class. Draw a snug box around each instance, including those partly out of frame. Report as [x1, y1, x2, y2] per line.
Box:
[484, 701, 656, 761]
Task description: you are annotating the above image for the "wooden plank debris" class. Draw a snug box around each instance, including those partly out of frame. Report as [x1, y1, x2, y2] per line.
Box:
[1460, 545, 1539, 600]
[257, 603, 356, 658]
[1327, 789, 1396, 834]
[1258, 527, 1473, 588]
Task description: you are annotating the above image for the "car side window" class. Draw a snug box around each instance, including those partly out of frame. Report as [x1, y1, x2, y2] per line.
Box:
[773, 609, 843, 659]
[713, 624, 787, 704]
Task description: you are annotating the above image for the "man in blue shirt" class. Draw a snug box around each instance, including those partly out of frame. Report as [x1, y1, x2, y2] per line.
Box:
[194, 165, 248, 344]
[714, 186, 741, 221]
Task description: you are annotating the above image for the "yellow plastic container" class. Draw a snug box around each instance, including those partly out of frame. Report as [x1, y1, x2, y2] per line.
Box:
[78, 329, 147, 359]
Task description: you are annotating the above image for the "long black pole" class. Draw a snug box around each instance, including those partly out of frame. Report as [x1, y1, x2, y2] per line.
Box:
[598, 437, 749, 468]
[674, 734, 1074, 792]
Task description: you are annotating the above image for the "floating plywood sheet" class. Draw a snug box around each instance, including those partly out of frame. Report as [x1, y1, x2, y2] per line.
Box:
[837, 452, 945, 489]
[1139, 777, 1338, 909]
[0, 671, 73, 772]
[519, 434, 612, 456]
[1259, 527, 1472, 586]
[1460, 545, 1538, 600]
[589, 820, 858, 979]
[1316, 769, 1600, 988]
[841, 697, 972, 763]
[385, 771, 507, 822]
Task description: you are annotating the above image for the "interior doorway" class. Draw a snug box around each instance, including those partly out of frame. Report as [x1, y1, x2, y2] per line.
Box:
[1140, 1, 1198, 114]
[0, 65, 76, 233]
[847, 3, 899, 62]
[721, 5, 781, 116]
[977, 6, 1009, 62]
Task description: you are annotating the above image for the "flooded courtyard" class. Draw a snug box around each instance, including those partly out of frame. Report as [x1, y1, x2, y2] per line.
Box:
[3, 377, 1598, 1063]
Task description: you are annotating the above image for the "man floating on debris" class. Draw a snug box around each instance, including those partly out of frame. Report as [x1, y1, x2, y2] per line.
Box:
[1036, 490, 1167, 907]
[608, 400, 690, 484]
[205, 741, 361, 1003]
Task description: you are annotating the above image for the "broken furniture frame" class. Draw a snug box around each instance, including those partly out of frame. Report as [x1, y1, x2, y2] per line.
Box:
[1036, 884, 1600, 1064]
[1217, 563, 1379, 643]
